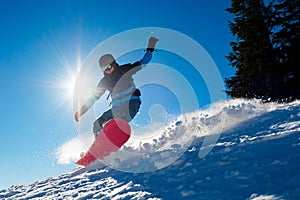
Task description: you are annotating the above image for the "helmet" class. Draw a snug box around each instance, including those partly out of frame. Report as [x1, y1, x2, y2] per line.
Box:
[99, 54, 115, 72]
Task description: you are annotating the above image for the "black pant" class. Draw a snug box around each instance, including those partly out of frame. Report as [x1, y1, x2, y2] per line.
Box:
[93, 98, 141, 136]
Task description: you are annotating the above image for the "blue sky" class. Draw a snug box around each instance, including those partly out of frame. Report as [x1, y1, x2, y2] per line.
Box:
[0, 0, 234, 189]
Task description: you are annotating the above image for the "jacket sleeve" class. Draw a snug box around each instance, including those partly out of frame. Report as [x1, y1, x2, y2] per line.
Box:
[140, 51, 152, 68]
[119, 51, 153, 75]
[84, 79, 106, 109]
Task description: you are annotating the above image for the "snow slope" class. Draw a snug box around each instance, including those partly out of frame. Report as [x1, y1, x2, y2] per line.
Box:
[1, 99, 300, 200]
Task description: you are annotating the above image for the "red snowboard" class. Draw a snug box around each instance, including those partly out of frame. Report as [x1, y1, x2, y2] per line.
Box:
[76, 118, 131, 167]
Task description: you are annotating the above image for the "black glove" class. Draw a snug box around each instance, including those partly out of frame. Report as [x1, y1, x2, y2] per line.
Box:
[146, 36, 159, 52]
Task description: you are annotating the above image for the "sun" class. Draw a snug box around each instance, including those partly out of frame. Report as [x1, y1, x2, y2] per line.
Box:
[59, 66, 79, 103]
[40, 54, 82, 114]
[54, 62, 81, 110]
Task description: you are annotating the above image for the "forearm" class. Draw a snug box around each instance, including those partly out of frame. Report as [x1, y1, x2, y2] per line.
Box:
[140, 36, 158, 68]
[140, 51, 152, 67]
[75, 86, 104, 121]
[75, 96, 98, 121]
[82, 86, 104, 110]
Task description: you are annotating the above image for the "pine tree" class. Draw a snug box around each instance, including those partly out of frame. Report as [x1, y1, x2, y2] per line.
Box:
[225, 0, 276, 99]
[270, 0, 300, 99]
[226, 0, 300, 101]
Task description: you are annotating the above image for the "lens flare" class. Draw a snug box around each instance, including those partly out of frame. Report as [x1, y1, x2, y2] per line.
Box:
[38, 45, 82, 114]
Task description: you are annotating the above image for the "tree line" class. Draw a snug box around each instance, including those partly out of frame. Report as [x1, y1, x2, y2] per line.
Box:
[225, 0, 300, 102]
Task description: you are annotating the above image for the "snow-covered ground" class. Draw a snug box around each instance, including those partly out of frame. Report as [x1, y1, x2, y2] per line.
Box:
[1, 99, 300, 199]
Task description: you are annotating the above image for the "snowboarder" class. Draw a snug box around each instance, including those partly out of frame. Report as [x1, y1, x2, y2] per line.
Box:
[75, 36, 159, 138]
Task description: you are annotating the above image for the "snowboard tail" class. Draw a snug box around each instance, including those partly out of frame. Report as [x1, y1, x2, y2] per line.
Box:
[76, 118, 131, 167]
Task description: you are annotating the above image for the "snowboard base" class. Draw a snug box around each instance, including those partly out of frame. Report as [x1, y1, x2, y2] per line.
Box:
[76, 118, 131, 167]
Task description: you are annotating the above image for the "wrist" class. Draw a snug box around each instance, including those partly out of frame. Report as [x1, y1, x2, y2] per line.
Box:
[146, 48, 155, 52]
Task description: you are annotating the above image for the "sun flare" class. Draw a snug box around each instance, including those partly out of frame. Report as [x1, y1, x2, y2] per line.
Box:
[41, 54, 82, 113]
[59, 67, 79, 102]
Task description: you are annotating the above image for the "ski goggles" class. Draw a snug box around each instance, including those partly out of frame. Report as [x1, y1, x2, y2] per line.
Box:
[103, 64, 113, 72]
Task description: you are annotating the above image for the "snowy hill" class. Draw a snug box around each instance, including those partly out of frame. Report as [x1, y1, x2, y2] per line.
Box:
[1, 99, 300, 200]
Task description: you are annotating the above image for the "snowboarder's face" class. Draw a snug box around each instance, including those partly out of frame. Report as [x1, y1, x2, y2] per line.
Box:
[104, 66, 115, 74]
